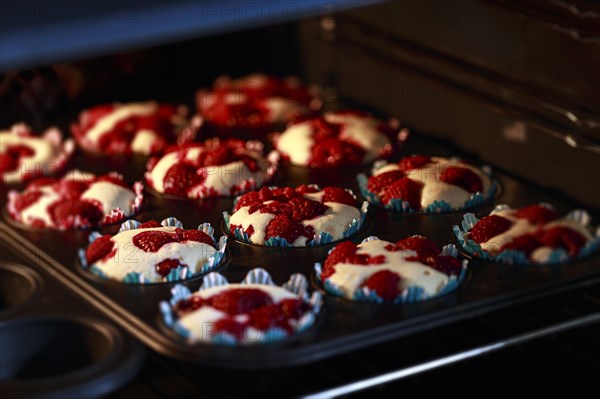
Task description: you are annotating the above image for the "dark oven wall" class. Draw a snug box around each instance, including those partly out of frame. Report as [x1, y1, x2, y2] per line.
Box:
[298, 0, 600, 211]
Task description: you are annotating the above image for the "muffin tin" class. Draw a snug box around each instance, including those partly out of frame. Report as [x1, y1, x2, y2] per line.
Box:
[0, 244, 144, 398]
[1, 135, 599, 369]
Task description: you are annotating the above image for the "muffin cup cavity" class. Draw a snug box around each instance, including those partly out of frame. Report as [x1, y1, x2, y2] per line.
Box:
[0, 263, 41, 315]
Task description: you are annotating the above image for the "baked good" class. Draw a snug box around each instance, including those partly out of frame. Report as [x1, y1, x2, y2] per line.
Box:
[275, 110, 399, 168]
[81, 219, 226, 283]
[7, 170, 143, 229]
[145, 138, 276, 198]
[71, 102, 188, 155]
[359, 155, 495, 212]
[224, 185, 366, 246]
[454, 204, 600, 264]
[0, 123, 74, 184]
[317, 236, 466, 303]
[161, 268, 322, 344]
[196, 73, 318, 131]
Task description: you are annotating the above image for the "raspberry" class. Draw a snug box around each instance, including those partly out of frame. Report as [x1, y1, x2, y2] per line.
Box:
[239, 154, 259, 172]
[280, 298, 309, 319]
[213, 317, 247, 340]
[348, 253, 386, 265]
[421, 255, 462, 276]
[0, 153, 19, 174]
[163, 163, 203, 197]
[398, 155, 431, 172]
[321, 187, 355, 206]
[132, 231, 178, 252]
[48, 200, 103, 226]
[439, 166, 483, 193]
[468, 215, 513, 243]
[500, 233, 542, 256]
[323, 241, 358, 278]
[515, 205, 559, 224]
[539, 226, 587, 257]
[380, 177, 423, 209]
[56, 180, 90, 199]
[208, 288, 273, 315]
[139, 220, 162, 228]
[234, 190, 261, 211]
[367, 170, 404, 194]
[7, 144, 35, 158]
[249, 304, 289, 332]
[96, 175, 130, 189]
[175, 295, 205, 314]
[155, 258, 185, 277]
[265, 214, 315, 244]
[179, 229, 215, 247]
[295, 184, 319, 194]
[391, 236, 440, 256]
[86, 235, 115, 264]
[308, 138, 365, 168]
[287, 197, 329, 221]
[200, 145, 236, 167]
[363, 270, 401, 301]
[311, 117, 341, 139]
[13, 191, 43, 211]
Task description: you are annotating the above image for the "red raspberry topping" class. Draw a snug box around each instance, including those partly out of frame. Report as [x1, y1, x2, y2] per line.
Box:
[213, 318, 247, 340]
[249, 304, 288, 332]
[367, 170, 405, 194]
[13, 191, 43, 211]
[295, 184, 320, 194]
[175, 295, 205, 313]
[48, 199, 104, 226]
[163, 163, 203, 197]
[468, 215, 513, 244]
[539, 226, 587, 257]
[363, 270, 401, 301]
[265, 214, 317, 244]
[155, 258, 186, 277]
[1, 144, 35, 174]
[86, 235, 115, 264]
[323, 241, 359, 278]
[179, 229, 214, 246]
[500, 233, 542, 256]
[398, 155, 432, 172]
[280, 298, 310, 319]
[439, 166, 483, 193]
[380, 177, 423, 209]
[27, 178, 58, 189]
[139, 220, 162, 228]
[308, 138, 366, 168]
[56, 180, 90, 200]
[132, 231, 178, 252]
[515, 205, 559, 224]
[420, 255, 462, 276]
[321, 187, 356, 206]
[208, 288, 273, 315]
[388, 236, 440, 256]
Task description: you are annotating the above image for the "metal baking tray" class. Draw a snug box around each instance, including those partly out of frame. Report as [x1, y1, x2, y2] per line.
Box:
[1, 133, 598, 369]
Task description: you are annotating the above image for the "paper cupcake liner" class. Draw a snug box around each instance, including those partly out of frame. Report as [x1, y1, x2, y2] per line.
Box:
[160, 268, 323, 345]
[7, 177, 145, 230]
[453, 204, 600, 265]
[357, 161, 498, 213]
[315, 236, 468, 304]
[79, 217, 227, 284]
[224, 190, 368, 247]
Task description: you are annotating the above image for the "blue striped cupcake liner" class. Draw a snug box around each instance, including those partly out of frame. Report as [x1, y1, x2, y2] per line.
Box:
[79, 217, 227, 284]
[224, 186, 368, 247]
[453, 204, 600, 265]
[356, 160, 498, 213]
[160, 268, 322, 345]
[314, 236, 468, 304]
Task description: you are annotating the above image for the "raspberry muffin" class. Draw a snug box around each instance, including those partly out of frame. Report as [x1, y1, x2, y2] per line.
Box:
[224, 185, 367, 246]
[71, 102, 188, 156]
[160, 268, 322, 344]
[7, 170, 143, 229]
[1, 123, 74, 184]
[454, 204, 600, 265]
[275, 110, 401, 168]
[317, 236, 466, 303]
[145, 138, 276, 199]
[358, 155, 496, 213]
[196, 73, 318, 132]
[80, 218, 226, 283]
